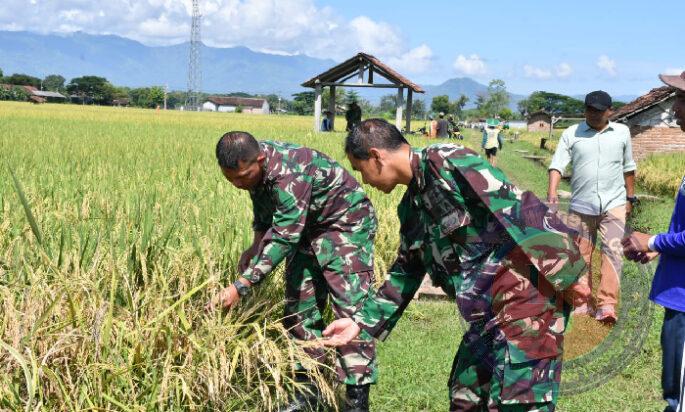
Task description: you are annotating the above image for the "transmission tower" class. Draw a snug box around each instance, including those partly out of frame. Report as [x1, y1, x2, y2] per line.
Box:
[185, 0, 202, 111]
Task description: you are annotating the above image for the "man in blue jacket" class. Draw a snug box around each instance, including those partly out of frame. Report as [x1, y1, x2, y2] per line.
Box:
[623, 70, 685, 412]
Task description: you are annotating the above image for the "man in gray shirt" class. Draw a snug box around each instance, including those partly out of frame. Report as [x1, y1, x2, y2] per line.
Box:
[548, 90, 636, 324]
[436, 112, 449, 138]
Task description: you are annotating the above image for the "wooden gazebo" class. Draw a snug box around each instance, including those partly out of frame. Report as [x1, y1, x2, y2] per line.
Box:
[301, 52, 425, 133]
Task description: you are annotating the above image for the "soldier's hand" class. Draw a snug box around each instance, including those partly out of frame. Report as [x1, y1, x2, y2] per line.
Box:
[322, 318, 361, 347]
[621, 231, 652, 255]
[627, 250, 659, 264]
[566, 282, 591, 308]
[204, 285, 240, 313]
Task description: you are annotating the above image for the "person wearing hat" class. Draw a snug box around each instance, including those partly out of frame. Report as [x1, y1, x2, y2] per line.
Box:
[622, 70, 685, 412]
[547, 90, 637, 324]
[481, 118, 503, 167]
[436, 112, 450, 138]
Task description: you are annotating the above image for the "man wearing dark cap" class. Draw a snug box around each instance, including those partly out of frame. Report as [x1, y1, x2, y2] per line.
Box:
[547, 90, 637, 324]
[622, 71, 685, 412]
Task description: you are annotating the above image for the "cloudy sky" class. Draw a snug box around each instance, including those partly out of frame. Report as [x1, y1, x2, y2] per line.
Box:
[1, 0, 683, 96]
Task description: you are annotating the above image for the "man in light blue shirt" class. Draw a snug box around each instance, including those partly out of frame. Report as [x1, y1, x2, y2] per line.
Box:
[548, 90, 637, 323]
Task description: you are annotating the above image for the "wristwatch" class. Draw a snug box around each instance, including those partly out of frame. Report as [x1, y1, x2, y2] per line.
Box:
[233, 279, 251, 297]
[626, 195, 638, 204]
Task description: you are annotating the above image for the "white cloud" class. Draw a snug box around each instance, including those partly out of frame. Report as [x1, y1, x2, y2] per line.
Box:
[387, 44, 433, 74]
[0, 0, 430, 72]
[555, 62, 573, 78]
[453, 54, 487, 76]
[664, 67, 685, 75]
[524, 64, 552, 80]
[597, 55, 617, 76]
[523, 62, 572, 80]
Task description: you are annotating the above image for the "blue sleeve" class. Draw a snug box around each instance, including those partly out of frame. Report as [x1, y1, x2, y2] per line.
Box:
[654, 231, 685, 257]
[481, 131, 487, 148]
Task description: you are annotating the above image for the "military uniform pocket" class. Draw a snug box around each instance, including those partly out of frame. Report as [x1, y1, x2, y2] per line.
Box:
[499, 342, 560, 404]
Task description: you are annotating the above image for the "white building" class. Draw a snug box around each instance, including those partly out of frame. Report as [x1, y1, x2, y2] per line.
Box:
[202, 96, 270, 114]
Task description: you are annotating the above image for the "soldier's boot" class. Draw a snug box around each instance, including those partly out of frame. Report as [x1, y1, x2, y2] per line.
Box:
[342, 384, 370, 412]
[277, 373, 324, 412]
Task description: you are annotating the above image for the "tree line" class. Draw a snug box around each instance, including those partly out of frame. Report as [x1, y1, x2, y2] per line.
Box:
[1, 68, 618, 118]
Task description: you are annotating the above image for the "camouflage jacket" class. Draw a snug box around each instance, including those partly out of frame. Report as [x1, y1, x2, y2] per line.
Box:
[353, 144, 586, 361]
[241, 141, 377, 284]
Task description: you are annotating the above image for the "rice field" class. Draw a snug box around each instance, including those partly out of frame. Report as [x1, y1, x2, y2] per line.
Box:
[0, 102, 677, 411]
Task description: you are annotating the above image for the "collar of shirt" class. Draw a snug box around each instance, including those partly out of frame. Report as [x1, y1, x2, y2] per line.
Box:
[409, 148, 427, 189]
[579, 120, 616, 134]
[255, 141, 273, 189]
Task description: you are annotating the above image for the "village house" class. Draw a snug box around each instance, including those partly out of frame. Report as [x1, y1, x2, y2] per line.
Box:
[611, 86, 682, 160]
[201, 96, 269, 114]
[1, 84, 67, 103]
[526, 111, 552, 132]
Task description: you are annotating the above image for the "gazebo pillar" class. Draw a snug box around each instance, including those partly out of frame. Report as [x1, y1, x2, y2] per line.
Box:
[314, 83, 322, 132]
[395, 87, 404, 130]
[405, 89, 413, 133]
[328, 85, 336, 131]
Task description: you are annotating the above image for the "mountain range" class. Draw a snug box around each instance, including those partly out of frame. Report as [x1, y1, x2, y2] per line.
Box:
[0, 30, 636, 107]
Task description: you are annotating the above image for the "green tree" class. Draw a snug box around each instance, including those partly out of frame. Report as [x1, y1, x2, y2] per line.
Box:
[474, 93, 488, 116]
[148, 86, 164, 108]
[4, 73, 41, 88]
[481, 79, 510, 117]
[67, 76, 115, 105]
[0, 67, 3, 80]
[345, 89, 360, 104]
[128, 87, 164, 108]
[43, 74, 66, 92]
[499, 108, 514, 121]
[449, 94, 470, 119]
[0, 85, 30, 101]
[291, 91, 315, 115]
[518, 91, 584, 117]
[378, 94, 397, 116]
[357, 98, 374, 116]
[323, 87, 346, 112]
[411, 99, 426, 119]
[431, 95, 450, 115]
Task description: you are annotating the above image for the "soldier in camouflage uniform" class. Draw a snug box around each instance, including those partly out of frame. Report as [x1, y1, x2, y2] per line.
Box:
[323, 119, 591, 411]
[208, 131, 378, 412]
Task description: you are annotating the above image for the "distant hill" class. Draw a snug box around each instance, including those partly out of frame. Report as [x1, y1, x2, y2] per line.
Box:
[1, 30, 598, 110]
[0, 30, 335, 96]
[420, 77, 526, 110]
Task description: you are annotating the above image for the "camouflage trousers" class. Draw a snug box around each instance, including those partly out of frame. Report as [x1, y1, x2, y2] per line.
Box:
[448, 326, 561, 412]
[283, 248, 377, 386]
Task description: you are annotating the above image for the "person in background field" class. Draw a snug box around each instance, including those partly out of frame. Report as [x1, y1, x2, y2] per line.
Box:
[447, 114, 464, 140]
[346, 101, 362, 132]
[206, 132, 379, 412]
[321, 110, 333, 132]
[429, 114, 438, 138]
[436, 112, 449, 138]
[323, 119, 590, 412]
[481, 119, 503, 167]
[622, 70, 685, 412]
[548, 90, 637, 324]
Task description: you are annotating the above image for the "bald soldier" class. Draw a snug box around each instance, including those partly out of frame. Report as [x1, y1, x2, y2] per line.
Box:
[323, 119, 590, 411]
[207, 132, 377, 412]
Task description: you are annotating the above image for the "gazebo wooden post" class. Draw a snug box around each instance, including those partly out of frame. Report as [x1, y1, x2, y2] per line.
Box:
[314, 83, 322, 132]
[395, 87, 404, 130]
[405, 89, 413, 133]
[328, 85, 336, 131]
